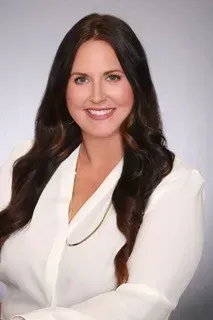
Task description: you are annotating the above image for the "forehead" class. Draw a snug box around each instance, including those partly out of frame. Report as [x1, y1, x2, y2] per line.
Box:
[72, 39, 122, 72]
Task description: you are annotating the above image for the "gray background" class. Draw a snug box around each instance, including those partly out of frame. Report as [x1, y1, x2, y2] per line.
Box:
[0, 0, 212, 319]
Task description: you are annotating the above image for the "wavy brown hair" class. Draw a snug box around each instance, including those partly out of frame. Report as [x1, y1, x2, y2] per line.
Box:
[0, 13, 174, 286]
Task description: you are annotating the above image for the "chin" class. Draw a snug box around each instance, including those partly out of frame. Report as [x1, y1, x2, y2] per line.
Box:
[83, 127, 120, 139]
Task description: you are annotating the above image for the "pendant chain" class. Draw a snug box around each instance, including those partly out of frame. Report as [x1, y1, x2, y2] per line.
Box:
[66, 150, 112, 247]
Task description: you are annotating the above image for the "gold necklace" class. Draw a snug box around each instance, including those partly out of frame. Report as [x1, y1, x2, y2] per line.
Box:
[66, 200, 112, 246]
[66, 150, 112, 247]
[68, 168, 78, 222]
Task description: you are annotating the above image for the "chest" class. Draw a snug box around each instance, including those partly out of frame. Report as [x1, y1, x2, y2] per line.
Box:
[0, 150, 125, 305]
[69, 169, 112, 221]
[0, 199, 126, 305]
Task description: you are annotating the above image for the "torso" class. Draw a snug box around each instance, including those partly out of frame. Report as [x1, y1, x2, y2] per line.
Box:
[68, 167, 113, 223]
[67, 143, 124, 223]
[0, 141, 127, 320]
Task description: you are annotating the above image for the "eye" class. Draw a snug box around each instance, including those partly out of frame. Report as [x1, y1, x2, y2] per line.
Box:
[106, 74, 121, 81]
[74, 76, 88, 84]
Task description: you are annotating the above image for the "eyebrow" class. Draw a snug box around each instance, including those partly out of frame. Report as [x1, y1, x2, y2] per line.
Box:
[70, 69, 124, 77]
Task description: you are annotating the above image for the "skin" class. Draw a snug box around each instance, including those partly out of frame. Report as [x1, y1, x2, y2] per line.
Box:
[66, 39, 134, 171]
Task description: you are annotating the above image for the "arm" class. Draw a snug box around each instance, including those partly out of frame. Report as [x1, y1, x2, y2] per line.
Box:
[11, 165, 204, 320]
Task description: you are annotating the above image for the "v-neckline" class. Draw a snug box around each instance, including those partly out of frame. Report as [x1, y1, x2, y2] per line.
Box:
[59, 143, 124, 229]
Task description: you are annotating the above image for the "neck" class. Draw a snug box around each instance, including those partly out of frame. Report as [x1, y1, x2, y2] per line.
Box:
[79, 133, 124, 171]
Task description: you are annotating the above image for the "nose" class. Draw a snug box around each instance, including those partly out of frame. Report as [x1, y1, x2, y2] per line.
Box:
[89, 81, 106, 104]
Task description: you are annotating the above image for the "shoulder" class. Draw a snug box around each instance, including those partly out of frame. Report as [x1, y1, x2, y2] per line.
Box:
[0, 139, 33, 210]
[6, 139, 34, 164]
[159, 156, 204, 188]
[148, 156, 205, 207]
[0, 139, 33, 171]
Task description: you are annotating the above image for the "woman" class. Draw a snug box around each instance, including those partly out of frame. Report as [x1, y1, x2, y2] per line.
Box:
[0, 13, 204, 320]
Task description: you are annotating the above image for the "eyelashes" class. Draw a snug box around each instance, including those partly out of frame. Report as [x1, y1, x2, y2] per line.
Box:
[74, 76, 88, 84]
[106, 74, 121, 81]
[74, 74, 121, 84]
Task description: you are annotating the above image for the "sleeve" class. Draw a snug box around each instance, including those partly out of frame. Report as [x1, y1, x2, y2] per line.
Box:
[11, 167, 205, 320]
[0, 139, 33, 211]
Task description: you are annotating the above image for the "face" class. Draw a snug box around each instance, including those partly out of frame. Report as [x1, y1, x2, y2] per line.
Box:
[66, 39, 134, 139]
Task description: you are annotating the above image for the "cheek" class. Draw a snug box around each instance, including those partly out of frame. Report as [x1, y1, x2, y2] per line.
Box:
[111, 82, 134, 109]
[123, 85, 134, 108]
[66, 82, 88, 108]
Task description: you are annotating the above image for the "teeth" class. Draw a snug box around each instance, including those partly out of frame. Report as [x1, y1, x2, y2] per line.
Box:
[88, 109, 113, 116]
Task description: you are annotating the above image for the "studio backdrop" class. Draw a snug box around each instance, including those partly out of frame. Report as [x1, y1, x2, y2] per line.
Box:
[0, 1, 212, 319]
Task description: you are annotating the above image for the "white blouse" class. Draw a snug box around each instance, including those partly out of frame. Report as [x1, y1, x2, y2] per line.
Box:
[0, 140, 205, 320]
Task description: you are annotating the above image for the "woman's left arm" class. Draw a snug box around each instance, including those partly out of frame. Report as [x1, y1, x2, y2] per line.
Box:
[11, 168, 205, 320]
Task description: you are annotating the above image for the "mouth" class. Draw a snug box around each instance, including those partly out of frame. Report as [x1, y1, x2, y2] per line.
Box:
[85, 108, 115, 120]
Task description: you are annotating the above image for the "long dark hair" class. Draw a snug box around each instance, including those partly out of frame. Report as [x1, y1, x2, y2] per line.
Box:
[0, 13, 174, 286]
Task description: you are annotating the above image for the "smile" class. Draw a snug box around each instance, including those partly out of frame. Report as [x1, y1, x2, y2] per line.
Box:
[86, 108, 115, 120]
[87, 109, 113, 115]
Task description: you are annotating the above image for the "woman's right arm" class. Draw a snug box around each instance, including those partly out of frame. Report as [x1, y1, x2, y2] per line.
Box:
[0, 140, 32, 320]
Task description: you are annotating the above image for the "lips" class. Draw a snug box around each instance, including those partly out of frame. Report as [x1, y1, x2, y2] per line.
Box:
[85, 108, 115, 120]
